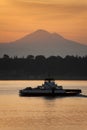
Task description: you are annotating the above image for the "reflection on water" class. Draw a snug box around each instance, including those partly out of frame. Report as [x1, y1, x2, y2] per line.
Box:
[0, 80, 87, 130]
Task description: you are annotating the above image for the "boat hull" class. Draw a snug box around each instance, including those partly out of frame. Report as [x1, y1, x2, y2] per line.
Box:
[19, 89, 81, 97]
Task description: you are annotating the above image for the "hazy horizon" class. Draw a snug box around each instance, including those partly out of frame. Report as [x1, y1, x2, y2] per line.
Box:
[0, 29, 87, 46]
[0, 29, 87, 57]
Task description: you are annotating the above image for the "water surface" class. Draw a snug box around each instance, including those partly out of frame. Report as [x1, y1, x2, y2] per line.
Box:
[0, 80, 87, 130]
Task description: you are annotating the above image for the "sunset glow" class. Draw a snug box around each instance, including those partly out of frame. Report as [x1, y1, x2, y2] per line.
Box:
[0, 0, 87, 44]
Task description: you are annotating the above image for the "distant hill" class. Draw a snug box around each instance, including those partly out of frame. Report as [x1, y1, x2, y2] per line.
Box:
[0, 29, 87, 57]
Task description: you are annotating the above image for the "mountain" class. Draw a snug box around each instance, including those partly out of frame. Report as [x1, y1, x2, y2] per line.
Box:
[0, 29, 87, 57]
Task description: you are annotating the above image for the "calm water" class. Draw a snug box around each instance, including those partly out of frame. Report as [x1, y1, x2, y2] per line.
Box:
[0, 80, 87, 130]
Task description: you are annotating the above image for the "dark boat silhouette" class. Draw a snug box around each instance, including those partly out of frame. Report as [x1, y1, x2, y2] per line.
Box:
[19, 79, 82, 97]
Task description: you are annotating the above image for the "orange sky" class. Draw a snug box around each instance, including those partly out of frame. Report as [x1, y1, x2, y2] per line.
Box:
[0, 0, 87, 44]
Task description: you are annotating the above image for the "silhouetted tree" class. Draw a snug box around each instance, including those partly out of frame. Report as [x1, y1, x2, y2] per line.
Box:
[26, 55, 34, 60]
[0, 54, 87, 79]
[3, 54, 10, 59]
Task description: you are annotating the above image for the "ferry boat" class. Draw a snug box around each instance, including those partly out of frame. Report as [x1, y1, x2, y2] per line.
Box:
[19, 79, 82, 96]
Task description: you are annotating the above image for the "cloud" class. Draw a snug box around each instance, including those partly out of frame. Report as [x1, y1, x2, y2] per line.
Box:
[7, 0, 87, 19]
[1, 0, 87, 19]
[0, 0, 87, 33]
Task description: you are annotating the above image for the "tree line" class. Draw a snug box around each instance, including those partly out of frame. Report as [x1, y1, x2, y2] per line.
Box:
[0, 54, 87, 79]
